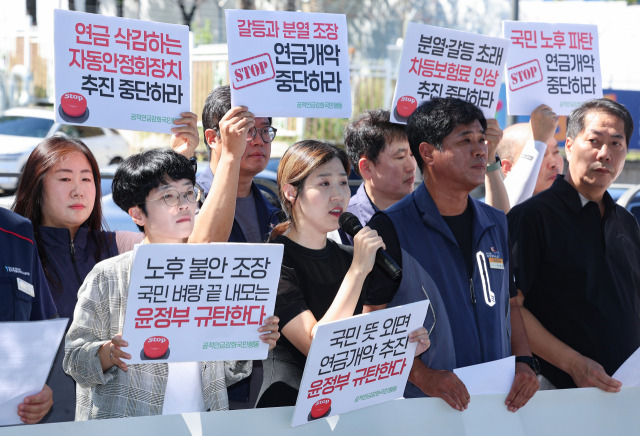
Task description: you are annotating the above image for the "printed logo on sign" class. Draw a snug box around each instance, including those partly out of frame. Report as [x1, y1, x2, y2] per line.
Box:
[231, 53, 276, 90]
[141, 336, 170, 360]
[508, 59, 543, 91]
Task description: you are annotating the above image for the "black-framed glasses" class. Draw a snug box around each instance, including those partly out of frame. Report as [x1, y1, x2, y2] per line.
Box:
[248, 126, 277, 143]
[214, 126, 277, 143]
[146, 188, 200, 207]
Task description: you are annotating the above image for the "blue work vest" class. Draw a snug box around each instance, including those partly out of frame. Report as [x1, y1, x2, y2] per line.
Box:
[385, 183, 511, 398]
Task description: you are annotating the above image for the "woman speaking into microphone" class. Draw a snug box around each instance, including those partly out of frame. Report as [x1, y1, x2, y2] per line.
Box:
[256, 140, 429, 407]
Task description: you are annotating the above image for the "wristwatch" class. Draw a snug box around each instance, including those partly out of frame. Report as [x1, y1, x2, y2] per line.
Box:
[515, 355, 541, 375]
[486, 155, 501, 172]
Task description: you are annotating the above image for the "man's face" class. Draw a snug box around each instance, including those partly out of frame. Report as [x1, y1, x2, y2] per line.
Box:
[565, 110, 627, 193]
[426, 119, 487, 193]
[366, 138, 417, 203]
[240, 117, 272, 178]
[533, 137, 563, 194]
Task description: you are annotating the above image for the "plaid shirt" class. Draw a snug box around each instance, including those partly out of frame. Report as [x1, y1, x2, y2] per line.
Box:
[63, 252, 251, 420]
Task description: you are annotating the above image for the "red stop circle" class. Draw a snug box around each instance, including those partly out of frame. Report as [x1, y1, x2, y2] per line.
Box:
[143, 336, 169, 359]
[60, 93, 87, 118]
[396, 95, 417, 118]
[310, 398, 331, 419]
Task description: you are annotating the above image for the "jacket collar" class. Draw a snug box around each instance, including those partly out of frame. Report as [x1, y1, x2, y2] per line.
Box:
[552, 175, 618, 217]
[413, 182, 497, 248]
[39, 224, 90, 253]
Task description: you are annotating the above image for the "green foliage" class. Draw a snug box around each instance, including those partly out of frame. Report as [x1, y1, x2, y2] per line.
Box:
[193, 19, 214, 46]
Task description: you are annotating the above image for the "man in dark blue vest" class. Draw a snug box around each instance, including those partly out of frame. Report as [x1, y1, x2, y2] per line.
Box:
[365, 97, 539, 412]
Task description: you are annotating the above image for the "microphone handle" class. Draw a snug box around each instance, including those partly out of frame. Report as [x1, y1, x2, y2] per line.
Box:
[375, 249, 402, 281]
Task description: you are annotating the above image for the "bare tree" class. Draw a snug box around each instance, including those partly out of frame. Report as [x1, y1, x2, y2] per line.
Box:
[177, 0, 206, 29]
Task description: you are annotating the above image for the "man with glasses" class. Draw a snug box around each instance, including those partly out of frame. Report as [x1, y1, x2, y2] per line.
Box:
[196, 85, 283, 409]
[196, 85, 281, 245]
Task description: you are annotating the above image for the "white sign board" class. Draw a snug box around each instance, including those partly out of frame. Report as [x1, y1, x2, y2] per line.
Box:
[0, 319, 68, 426]
[390, 23, 509, 123]
[503, 21, 602, 115]
[122, 243, 283, 364]
[225, 9, 351, 118]
[54, 9, 190, 133]
[291, 301, 429, 427]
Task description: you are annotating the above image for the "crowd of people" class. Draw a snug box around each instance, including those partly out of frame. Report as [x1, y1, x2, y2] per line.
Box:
[1, 86, 638, 425]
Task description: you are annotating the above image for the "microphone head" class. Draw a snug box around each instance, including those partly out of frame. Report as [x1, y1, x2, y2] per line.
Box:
[339, 212, 363, 237]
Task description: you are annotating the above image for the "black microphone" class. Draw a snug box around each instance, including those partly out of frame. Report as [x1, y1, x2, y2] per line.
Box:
[339, 212, 402, 281]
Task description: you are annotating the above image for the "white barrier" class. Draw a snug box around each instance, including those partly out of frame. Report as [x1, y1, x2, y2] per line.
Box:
[4, 386, 639, 436]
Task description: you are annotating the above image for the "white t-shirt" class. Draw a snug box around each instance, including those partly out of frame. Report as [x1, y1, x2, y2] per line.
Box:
[162, 362, 206, 415]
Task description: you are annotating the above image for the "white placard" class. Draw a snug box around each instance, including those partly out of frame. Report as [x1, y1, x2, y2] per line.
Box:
[0, 318, 68, 426]
[613, 347, 640, 387]
[503, 21, 602, 116]
[390, 23, 509, 123]
[454, 356, 515, 396]
[54, 9, 190, 133]
[225, 9, 351, 118]
[122, 243, 282, 364]
[291, 300, 429, 427]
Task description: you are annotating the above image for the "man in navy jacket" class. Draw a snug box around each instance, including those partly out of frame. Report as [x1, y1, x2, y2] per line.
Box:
[364, 98, 539, 412]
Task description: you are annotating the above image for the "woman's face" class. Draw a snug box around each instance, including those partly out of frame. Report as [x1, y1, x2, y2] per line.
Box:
[40, 151, 96, 236]
[292, 157, 350, 236]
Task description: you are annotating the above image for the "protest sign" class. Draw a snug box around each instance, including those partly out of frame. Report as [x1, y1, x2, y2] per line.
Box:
[291, 300, 429, 427]
[122, 243, 283, 364]
[503, 21, 601, 115]
[390, 23, 509, 123]
[54, 9, 190, 133]
[225, 9, 351, 118]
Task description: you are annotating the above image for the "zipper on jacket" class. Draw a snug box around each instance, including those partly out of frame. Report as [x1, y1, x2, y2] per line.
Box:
[469, 277, 485, 362]
[70, 239, 83, 285]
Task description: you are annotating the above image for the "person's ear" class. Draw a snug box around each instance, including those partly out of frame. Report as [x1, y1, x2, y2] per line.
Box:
[282, 184, 297, 204]
[565, 137, 573, 162]
[501, 158, 513, 177]
[204, 129, 218, 150]
[128, 205, 147, 227]
[358, 157, 373, 180]
[419, 142, 436, 167]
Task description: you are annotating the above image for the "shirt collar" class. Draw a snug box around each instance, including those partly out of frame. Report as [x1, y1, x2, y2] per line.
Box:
[554, 175, 617, 215]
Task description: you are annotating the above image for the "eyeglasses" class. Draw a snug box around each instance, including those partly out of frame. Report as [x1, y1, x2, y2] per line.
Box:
[214, 126, 277, 143]
[146, 189, 200, 207]
[248, 126, 277, 143]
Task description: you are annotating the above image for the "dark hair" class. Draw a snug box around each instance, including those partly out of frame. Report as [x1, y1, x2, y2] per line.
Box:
[12, 135, 107, 293]
[406, 97, 487, 171]
[344, 109, 408, 176]
[112, 148, 196, 231]
[567, 98, 634, 146]
[270, 140, 349, 239]
[202, 85, 272, 159]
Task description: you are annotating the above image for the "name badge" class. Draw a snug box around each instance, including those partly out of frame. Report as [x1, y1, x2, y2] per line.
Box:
[488, 257, 504, 270]
[17, 277, 35, 298]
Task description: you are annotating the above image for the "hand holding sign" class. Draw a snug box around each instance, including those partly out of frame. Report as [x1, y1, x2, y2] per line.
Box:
[258, 315, 281, 351]
[530, 104, 558, 143]
[170, 112, 200, 158]
[409, 326, 431, 356]
[485, 119, 504, 158]
[219, 106, 256, 160]
[100, 333, 131, 372]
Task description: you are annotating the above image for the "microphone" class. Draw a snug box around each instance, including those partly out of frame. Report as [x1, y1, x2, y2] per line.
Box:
[339, 212, 402, 281]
